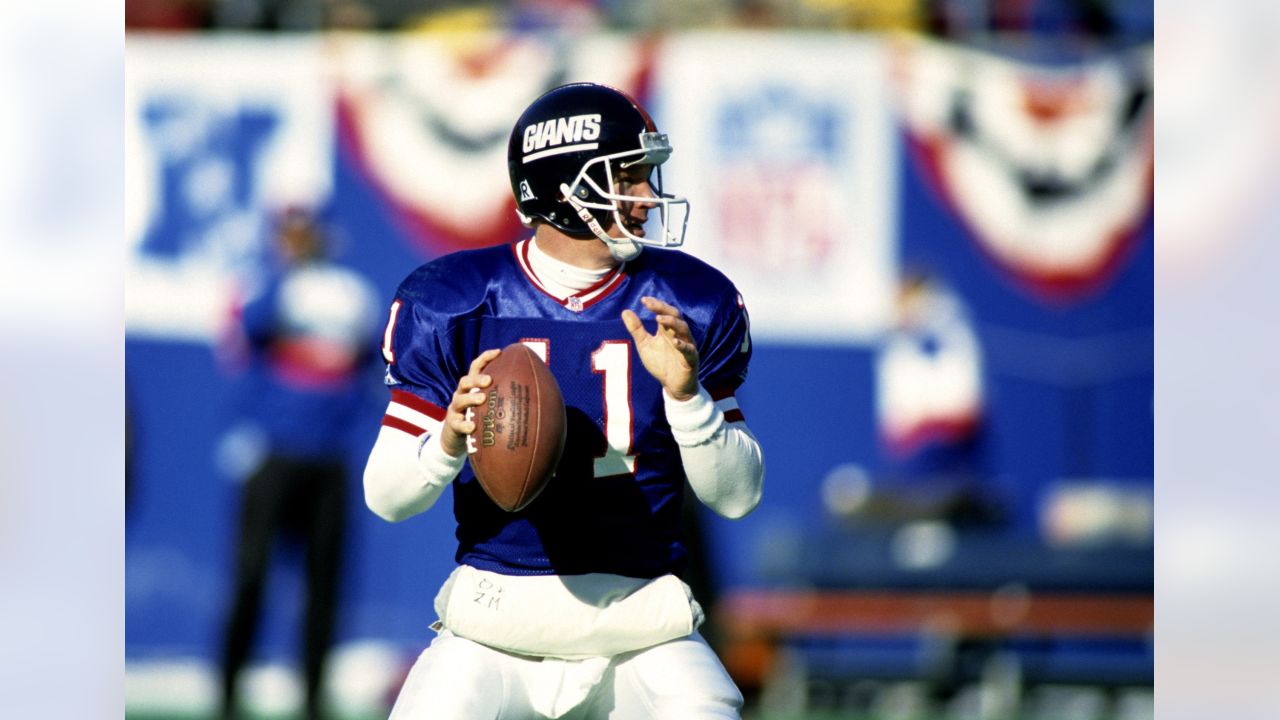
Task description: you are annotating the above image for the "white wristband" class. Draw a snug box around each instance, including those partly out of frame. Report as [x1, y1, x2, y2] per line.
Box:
[664, 385, 723, 447]
[419, 431, 467, 485]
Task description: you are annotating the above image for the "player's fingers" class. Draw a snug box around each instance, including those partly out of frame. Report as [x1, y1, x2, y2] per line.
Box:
[621, 309, 651, 341]
[451, 412, 476, 434]
[655, 314, 692, 339]
[468, 348, 502, 377]
[458, 374, 492, 392]
[454, 418, 476, 436]
[450, 386, 485, 414]
[450, 388, 486, 431]
[641, 296, 681, 318]
[461, 350, 501, 391]
[671, 338, 699, 365]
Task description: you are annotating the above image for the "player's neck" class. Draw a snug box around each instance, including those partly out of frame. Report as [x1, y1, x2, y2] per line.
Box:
[533, 225, 619, 271]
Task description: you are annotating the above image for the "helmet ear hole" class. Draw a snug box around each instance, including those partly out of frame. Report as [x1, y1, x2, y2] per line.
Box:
[557, 182, 594, 203]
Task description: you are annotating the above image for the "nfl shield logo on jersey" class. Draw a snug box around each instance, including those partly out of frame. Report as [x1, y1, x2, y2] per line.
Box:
[566, 296, 584, 312]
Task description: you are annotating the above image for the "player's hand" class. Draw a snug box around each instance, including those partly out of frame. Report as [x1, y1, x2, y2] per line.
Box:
[622, 296, 699, 401]
[440, 348, 501, 458]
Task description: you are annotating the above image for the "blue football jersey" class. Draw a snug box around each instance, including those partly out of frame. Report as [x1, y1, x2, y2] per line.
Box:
[379, 239, 752, 579]
[230, 261, 382, 457]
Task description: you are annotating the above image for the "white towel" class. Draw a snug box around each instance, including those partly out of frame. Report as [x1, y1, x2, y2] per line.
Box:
[433, 565, 704, 661]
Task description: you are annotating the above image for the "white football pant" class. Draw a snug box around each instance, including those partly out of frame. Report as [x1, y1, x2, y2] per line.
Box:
[388, 630, 743, 719]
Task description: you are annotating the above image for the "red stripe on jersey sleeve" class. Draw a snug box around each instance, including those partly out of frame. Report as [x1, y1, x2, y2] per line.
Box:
[381, 415, 426, 437]
[708, 384, 739, 401]
[391, 389, 446, 421]
[724, 409, 745, 423]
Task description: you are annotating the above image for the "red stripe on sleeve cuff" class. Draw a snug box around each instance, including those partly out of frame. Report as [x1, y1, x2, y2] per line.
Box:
[381, 415, 426, 437]
[390, 389, 446, 421]
[708, 384, 739, 401]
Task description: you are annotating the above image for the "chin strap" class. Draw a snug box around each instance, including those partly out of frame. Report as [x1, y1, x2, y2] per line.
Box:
[604, 236, 643, 262]
[565, 188, 643, 262]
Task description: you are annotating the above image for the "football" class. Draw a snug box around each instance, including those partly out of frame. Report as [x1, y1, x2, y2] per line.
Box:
[465, 343, 567, 512]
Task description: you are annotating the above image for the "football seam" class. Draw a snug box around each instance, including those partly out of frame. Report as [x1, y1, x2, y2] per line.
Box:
[521, 348, 539, 508]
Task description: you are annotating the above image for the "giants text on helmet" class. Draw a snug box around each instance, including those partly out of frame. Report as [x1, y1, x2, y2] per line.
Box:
[522, 114, 603, 161]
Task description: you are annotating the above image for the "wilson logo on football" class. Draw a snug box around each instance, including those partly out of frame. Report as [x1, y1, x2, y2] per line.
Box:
[522, 113, 602, 163]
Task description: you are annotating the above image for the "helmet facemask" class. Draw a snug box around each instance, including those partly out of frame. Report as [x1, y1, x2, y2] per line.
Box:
[559, 132, 689, 261]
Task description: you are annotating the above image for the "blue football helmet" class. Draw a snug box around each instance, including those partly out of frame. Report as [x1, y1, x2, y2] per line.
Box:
[507, 82, 688, 260]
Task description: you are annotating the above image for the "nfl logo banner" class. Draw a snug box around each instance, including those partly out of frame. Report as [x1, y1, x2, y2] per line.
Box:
[657, 35, 899, 343]
[126, 36, 333, 342]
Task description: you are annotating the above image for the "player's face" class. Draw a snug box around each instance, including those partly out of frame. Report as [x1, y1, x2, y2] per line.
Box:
[607, 163, 659, 239]
[279, 217, 322, 262]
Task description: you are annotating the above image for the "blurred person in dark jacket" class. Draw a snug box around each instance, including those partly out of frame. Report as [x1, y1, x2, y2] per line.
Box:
[218, 208, 381, 720]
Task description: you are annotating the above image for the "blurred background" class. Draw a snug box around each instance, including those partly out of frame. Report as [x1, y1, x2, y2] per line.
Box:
[123, 2, 1154, 719]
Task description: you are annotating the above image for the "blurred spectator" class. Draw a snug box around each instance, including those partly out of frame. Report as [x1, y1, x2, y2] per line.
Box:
[126, 0, 212, 30]
[854, 273, 1000, 525]
[218, 208, 381, 720]
[401, 3, 503, 32]
[212, 0, 377, 31]
[125, 0, 1150, 35]
[735, 0, 784, 28]
[326, 0, 377, 30]
[797, 0, 923, 31]
[922, 0, 1149, 43]
[878, 275, 981, 455]
[510, 0, 604, 32]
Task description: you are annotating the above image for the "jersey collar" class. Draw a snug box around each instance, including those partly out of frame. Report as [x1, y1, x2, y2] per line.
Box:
[512, 238, 627, 312]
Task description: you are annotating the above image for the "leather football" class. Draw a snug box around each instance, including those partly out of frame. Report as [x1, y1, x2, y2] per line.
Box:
[465, 343, 566, 512]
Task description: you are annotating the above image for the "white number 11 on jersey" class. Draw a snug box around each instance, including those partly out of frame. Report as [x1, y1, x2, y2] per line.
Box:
[521, 339, 636, 478]
[591, 341, 636, 476]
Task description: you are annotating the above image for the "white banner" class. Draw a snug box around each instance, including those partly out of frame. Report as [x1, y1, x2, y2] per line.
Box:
[655, 34, 898, 343]
[126, 36, 333, 341]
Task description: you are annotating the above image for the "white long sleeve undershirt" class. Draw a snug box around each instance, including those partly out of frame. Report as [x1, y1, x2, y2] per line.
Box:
[662, 385, 764, 519]
[363, 426, 464, 522]
[363, 383, 763, 521]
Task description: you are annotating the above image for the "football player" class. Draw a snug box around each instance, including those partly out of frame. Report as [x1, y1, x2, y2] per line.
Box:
[363, 82, 765, 719]
[219, 208, 382, 720]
